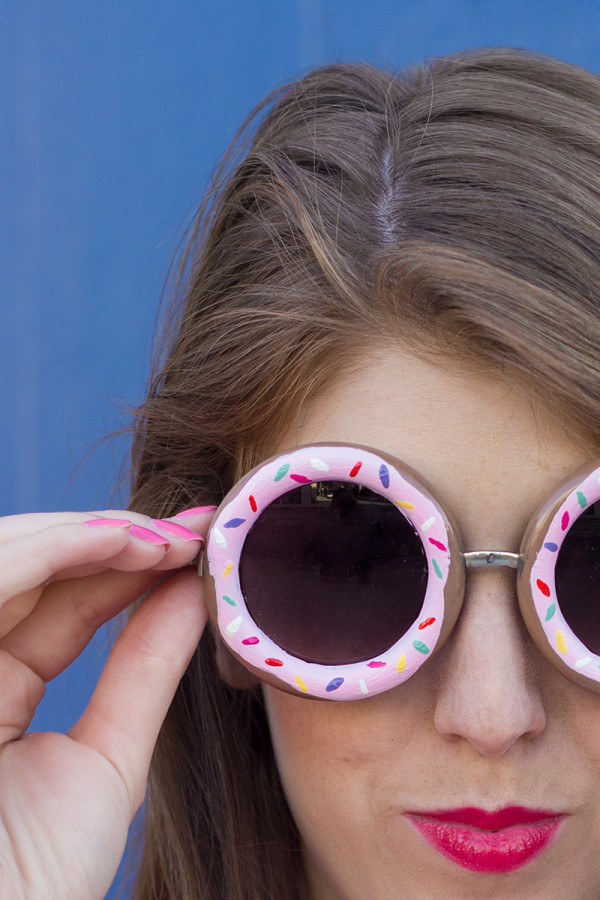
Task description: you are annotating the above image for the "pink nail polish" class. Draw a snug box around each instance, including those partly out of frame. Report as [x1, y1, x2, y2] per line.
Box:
[173, 505, 218, 518]
[129, 524, 171, 547]
[83, 518, 132, 528]
[152, 519, 205, 542]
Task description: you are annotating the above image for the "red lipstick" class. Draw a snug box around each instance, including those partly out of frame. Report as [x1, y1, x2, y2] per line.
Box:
[404, 806, 566, 873]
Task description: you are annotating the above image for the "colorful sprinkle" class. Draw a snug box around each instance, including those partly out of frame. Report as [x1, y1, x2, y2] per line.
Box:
[556, 631, 567, 654]
[274, 463, 290, 482]
[359, 679, 369, 694]
[222, 561, 234, 578]
[545, 603, 556, 621]
[242, 636, 259, 645]
[396, 500, 415, 509]
[432, 559, 443, 580]
[397, 653, 406, 673]
[575, 656, 592, 670]
[544, 541, 558, 552]
[379, 464, 390, 488]
[367, 660, 386, 668]
[561, 510, 570, 531]
[249, 495, 257, 513]
[536, 578, 551, 597]
[223, 595, 236, 606]
[413, 640, 430, 655]
[428, 538, 447, 552]
[295, 674, 309, 692]
[226, 616, 242, 635]
[349, 461, 362, 477]
[422, 516, 436, 532]
[326, 677, 344, 692]
[311, 457, 330, 472]
[418, 616, 436, 630]
[290, 473, 312, 484]
[224, 517, 245, 528]
[577, 491, 588, 509]
[213, 526, 227, 548]
[265, 658, 284, 667]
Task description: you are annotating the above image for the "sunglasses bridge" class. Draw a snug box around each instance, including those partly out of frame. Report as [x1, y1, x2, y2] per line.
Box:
[463, 551, 520, 569]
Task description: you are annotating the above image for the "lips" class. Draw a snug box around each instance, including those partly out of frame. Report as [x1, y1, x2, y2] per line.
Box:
[404, 806, 567, 874]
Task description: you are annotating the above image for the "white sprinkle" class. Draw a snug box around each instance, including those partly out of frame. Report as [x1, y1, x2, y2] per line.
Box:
[226, 616, 242, 634]
[213, 526, 227, 548]
[421, 516, 436, 533]
[359, 679, 369, 694]
[575, 656, 592, 669]
[311, 457, 330, 472]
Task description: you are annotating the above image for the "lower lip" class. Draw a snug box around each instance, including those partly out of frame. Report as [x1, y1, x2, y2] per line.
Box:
[405, 813, 564, 874]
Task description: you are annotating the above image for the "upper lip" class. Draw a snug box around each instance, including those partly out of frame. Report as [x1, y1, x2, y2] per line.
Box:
[405, 806, 567, 830]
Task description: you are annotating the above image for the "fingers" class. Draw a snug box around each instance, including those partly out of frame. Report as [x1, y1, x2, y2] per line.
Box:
[0, 650, 46, 743]
[0, 509, 214, 682]
[68, 568, 208, 815]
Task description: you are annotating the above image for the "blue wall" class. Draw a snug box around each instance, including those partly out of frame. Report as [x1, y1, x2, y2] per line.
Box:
[4, 1, 600, 896]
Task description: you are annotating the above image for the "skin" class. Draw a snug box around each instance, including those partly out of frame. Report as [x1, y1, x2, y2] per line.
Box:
[261, 347, 600, 900]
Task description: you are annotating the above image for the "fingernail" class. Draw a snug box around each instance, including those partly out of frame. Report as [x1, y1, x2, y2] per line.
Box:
[152, 519, 205, 543]
[173, 505, 218, 518]
[129, 524, 171, 547]
[83, 518, 132, 528]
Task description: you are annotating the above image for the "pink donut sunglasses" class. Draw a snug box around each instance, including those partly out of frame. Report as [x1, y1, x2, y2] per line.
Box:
[202, 443, 600, 700]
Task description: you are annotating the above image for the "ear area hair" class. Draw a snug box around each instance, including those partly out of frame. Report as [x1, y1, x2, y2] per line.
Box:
[212, 629, 261, 690]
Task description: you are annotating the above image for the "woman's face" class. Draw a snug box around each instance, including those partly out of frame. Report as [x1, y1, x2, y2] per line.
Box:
[261, 346, 600, 900]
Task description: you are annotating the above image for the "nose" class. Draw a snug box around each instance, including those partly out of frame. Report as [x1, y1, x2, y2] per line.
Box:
[432, 569, 547, 756]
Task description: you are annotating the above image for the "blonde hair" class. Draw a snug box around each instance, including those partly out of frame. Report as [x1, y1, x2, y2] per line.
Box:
[126, 47, 600, 898]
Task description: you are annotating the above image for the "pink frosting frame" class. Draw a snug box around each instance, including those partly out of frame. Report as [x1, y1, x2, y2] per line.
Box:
[206, 444, 452, 700]
[528, 467, 600, 683]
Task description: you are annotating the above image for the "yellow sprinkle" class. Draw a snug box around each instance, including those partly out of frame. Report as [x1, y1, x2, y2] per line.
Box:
[397, 653, 406, 673]
[556, 630, 567, 654]
[359, 678, 369, 694]
[396, 500, 415, 509]
[295, 674, 308, 693]
[222, 561, 234, 578]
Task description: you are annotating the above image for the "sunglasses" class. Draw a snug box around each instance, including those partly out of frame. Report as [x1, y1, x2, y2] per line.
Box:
[202, 443, 600, 700]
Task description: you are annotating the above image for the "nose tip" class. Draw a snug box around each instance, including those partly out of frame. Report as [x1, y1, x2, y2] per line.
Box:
[432, 573, 547, 756]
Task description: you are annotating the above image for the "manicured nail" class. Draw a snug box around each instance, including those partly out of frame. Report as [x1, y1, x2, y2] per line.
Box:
[152, 519, 205, 542]
[129, 524, 171, 547]
[173, 505, 218, 518]
[83, 518, 132, 528]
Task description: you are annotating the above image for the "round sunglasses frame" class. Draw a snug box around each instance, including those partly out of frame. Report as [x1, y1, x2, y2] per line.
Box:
[201, 443, 600, 700]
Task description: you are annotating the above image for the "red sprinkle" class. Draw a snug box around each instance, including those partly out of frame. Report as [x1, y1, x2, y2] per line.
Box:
[242, 637, 259, 645]
[249, 495, 257, 512]
[428, 538, 447, 552]
[290, 474, 311, 484]
[367, 660, 387, 668]
[418, 617, 436, 629]
[265, 658, 284, 667]
[561, 510, 570, 531]
[536, 579, 551, 597]
[349, 462, 362, 477]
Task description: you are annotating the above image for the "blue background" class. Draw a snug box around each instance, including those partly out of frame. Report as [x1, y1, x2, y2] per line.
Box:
[3, 1, 600, 896]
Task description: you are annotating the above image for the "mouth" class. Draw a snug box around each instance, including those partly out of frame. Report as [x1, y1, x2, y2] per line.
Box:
[404, 806, 567, 874]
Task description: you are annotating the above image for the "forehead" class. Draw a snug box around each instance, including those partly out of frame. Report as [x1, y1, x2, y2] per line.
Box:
[277, 347, 590, 549]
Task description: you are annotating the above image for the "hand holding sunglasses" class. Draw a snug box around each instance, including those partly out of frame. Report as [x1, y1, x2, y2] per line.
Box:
[203, 443, 600, 700]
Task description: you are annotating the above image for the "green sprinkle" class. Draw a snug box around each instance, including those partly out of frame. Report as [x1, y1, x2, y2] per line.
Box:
[274, 463, 290, 482]
[223, 595, 236, 606]
[577, 490, 587, 509]
[432, 559, 443, 579]
[545, 602, 556, 621]
[413, 640, 430, 655]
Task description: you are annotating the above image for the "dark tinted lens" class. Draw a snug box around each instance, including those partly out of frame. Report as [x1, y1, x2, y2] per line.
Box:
[555, 501, 600, 655]
[239, 480, 428, 665]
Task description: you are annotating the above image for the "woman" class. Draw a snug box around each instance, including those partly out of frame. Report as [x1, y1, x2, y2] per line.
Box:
[3, 45, 600, 899]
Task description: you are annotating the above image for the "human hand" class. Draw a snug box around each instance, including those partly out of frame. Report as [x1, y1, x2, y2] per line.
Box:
[0, 508, 211, 900]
